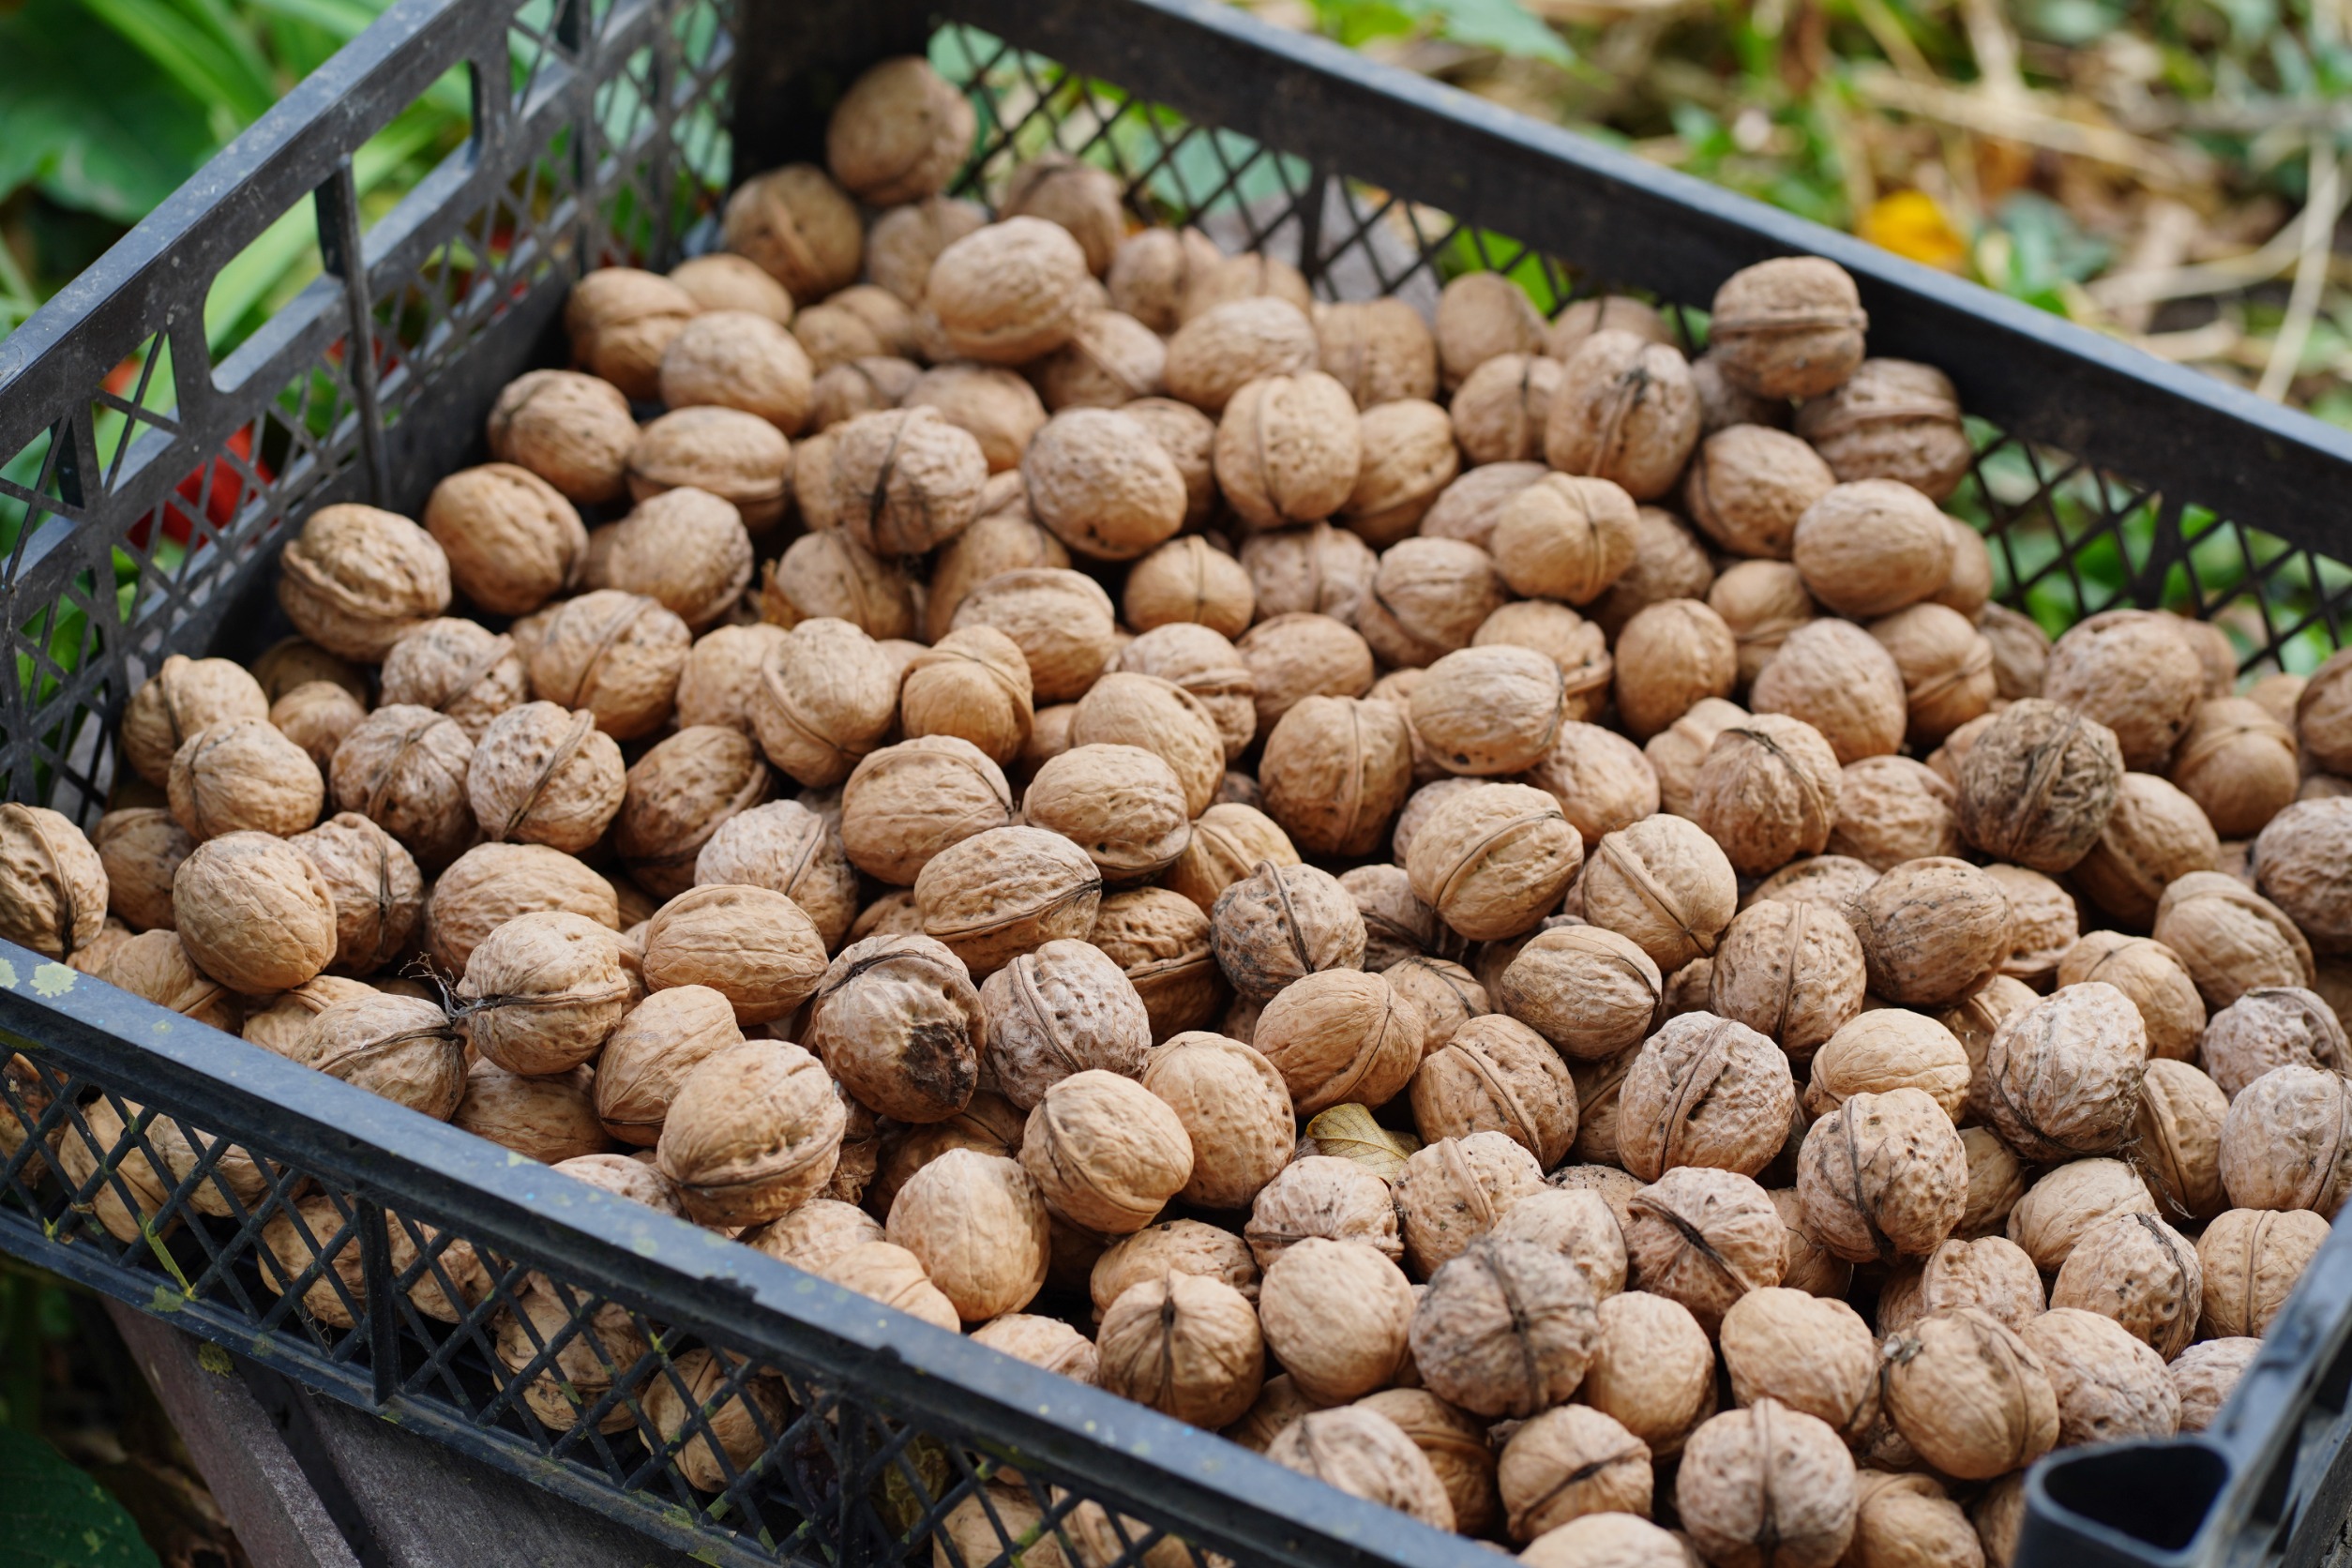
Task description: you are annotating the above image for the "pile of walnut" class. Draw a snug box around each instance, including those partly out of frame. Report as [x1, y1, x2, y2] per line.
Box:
[9, 49, 2352, 1568]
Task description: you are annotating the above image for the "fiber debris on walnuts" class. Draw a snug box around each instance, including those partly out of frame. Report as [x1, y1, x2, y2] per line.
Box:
[64, 143, 2352, 1547]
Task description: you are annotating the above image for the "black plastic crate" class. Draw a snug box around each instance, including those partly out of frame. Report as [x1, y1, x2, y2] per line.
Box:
[3, 0, 2352, 1564]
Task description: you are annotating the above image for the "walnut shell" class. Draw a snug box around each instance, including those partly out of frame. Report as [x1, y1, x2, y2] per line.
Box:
[1520, 1513, 1687, 1568]
[1708, 258, 1867, 400]
[1410, 1235, 1599, 1418]
[425, 462, 602, 629]
[823, 55, 973, 204]
[1684, 424, 1835, 559]
[2049, 1212, 2203, 1359]
[1708, 560, 1816, 687]
[1795, 358, 1971, 499]
[276, 504, 452, 661]
[525, 590, 690, 742]
[1575, 1288, 1714, 1459]
[455, 909, 629, 1074]
[628, 404, 792, 535]
[1803, 1008, 1969, 1120]
[1952, 699, 2127, 873]
[1019, 408, 1188, 563]
[1265, 1408, 1455, 1530]
[1795, 1087, 1968, 1263]
[2219, 1063, 2352, 1217]
[837, 735, 1014, 889]
[1544, 330, 1699, 501]
[611, 725, 768, 898]
[2197, 1207, 2328, 1338]
[1452, 357, 1561, 465]
[1135, 1031, 1290, 1209]
[1213, 371, 1363, 532]
[1117, 622, 1259, 761]
[2007, 1157, 2159, 1273]
[641, 882, 826, 1026]
[1646, 698, 1750, 819]
[1750, 616, 1907, 766]
[1614, 599, 1739, 743]
[2152, 871, 2314, 1009]
[123, 655, 272, 789]
[656, 1038, 845, 1226]
[293, 992, 464, 1118]
[1252, 969, 1423, 1119]
[1436, 273, 1545, 389]
[421, 839, 615, 975]
[1410, 1014, 1578, 1168]
[94, 929, 238, 1034]
[1877, 1235, 2044, 1337]
[1521, 722, 1659, 855]
[953, 567, 1120, 704]
[1496, 924, 1662, 1060]
[564, 267, 696, 401]
[1019, 1068, 1194, 1235]
[1405, 782, 1584, 943]
[2171, 697, 2300, 840]
[1498, 1404, 1651, 1542]
[1619, 1012, 1797, 1182]
[747, 617, 897, 789]
[2043, 610, 2207, 771]
[1317, 297, 1440, 407]
[801, 933, 981, 1123]
[2073, 772, 2220, 928]
[2020, 1306, 2180, 1447]
[1489, 474, 1639, 606]
[1035, 308, 1169, 411]
[171, 831, 336, 994]
[1691, 714, 1842, 876]
[594, 985, 742, 1144]
[1164, 298, 1319, 415]
[1622, 1166, 1786, 1333]
[821, 406, 988, 556]
[466, 701, 626, 857]
[1351, 399, 1461, 542]
[1678, 1399, 1858, 1568]
[487, 370, 637, 507]
[1826, 756, 1959, 871]
[160, 719, 321, 845]
[1847, 856, 2011, 1007]
[2171, 1338, 2258, 1434]
[2202, 986, 2348, 1097]
[1974, 982, 2147, 1162]
[1124, 535, 1254, 638]
[691, 799, 857, 952]
[883, 1148, 1048, 1322]
[673, 625, 787, 738]
[1720, 1286, 1879, 1442]
[2299, 648, 2352, 776]
[2253, 797, 2352, 955]
[93, 808, 192, 934]
[1259, 1237, 1417, 1403]
[1583, 812, 1738, 973]
[1708, 898, 1867, 1059]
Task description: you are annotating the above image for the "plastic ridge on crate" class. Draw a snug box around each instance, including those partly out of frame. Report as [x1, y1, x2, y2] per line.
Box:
[1, 0, 2350, 1564]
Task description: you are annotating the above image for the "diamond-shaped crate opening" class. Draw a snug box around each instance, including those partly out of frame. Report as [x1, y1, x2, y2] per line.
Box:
[374, 172, 572, 426]
[507, 0, 581, 115]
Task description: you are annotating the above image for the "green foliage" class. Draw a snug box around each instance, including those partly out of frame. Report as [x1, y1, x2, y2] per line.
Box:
[1302, 0, 1573, 67]
[0, 1426, 163, 1567]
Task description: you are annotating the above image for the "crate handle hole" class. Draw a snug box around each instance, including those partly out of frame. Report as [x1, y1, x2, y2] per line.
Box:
[2039, 1441, 2229, 1553]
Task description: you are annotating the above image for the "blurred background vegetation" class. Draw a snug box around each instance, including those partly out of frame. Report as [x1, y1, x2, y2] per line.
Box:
[3, 0, 2348, 418]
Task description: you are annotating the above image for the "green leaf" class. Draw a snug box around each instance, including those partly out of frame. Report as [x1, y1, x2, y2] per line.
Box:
[74, 0, 276, 125]
[1423, 0, 1573, 66]
[0, 1427, 163, 1568]
[0, 0, 219, 222]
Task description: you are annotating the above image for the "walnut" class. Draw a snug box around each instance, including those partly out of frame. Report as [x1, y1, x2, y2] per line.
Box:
[2020, 1307, 2179, 1447]
[171, 832, 335, 994]
[1096, 1269, 1265, 1428]
[1878, 1308, 2059, 1484]
[525, 590, 690, 742]
[1646, 697, 1750, 818]
[1709, 899, 1867, 1060]
[1623, 1166, 1785, 1332]
[722, 162, 862, 302]
[656, 1038, 844, 1225]
[2204, 985, 2347, 1097]
[487, 370, 636, 507]
[1164, 298, 1319, 415]
[1804, 1008, 1969, 1120]
[1246, 1153, 1403, 1268]
[2172, 1337, 2258, 1434]
[953, 567, 1120, 704]
[1750, 616, 1908, 766]
[1410, 1015, 1578, 1168]
[1266, 1408, 1455, 1530]
[1794, 357, 1970, 499]
[1749, 853, 1879, 914]
[2008, 1157, 2159, 1277]
[1357, 537, 1509, 672]
[1877, 1234, 2043, 1336]
[2170, 697, 2299, 840]
[798, 933, 982, 1123]
[821, 406, 988, 556]
[1615, 599, 1740, 744]
[276, 504, 451, 661]
[2043, 609, 2208, 771]
[2056, 930, 2205, 1061]
[2151, 871, 2314, 1009]
[1410, 1236, 1599, 1418]
[1677, 1400, 1858, 1568]
[422, 839, 615, 972]
[1576, 1289, 1714, 1458]
[1436, 274, 1545, 388]
[1583, 812, 1739, 973]
[1544, 331, 1699, 501]
[2049, 1211, 2202, 1358]
[1616, 1011, 1796, 1184]
[693, 799, 857, 952]
[292, 992, 464, 1119]
[641, 882, 827, 1024]
[2299, 648, 2352, 775]
[1972, 982, 2147, 1164]
[1497, 1405, 1651, 1542]
[1439, 354, 1552, 465]
[1317, 297, 1440, 408]
[1520, 721, 1659, 853]
[1708, 258, 1867, 400]
[1489, 475, 1639, 609]
[1691, 714, 1842, 876]
[1795, 1088, 1968, 1263]
[2253, 797, 2352, 955]
[2198, 1206, 2329, 1337]
[2219, 1062, 2352, 1218]
[668, 251, 793, 323]
[1520, 1515, 1687, 1568]
[1847, 856, 2012, 1007]
[1251, 1237, 1415, 1403]
[122, 655, 271, 789]
[95, 929, 239, 1034]
[1017, 1068, 1193, 1236]
[592, 985, 742, 1145]
[1685, 424, 1836, 559]
[1871, 603, 1996, 746]
[2073, 772, 2221, 928]
[1252, 970, 1424, 1120]
[454, 909, 630, 1075]
[459, 701, 625, 858]
[879, 1148, 1048, 1323]
[1719, 1286, 1878, 1443]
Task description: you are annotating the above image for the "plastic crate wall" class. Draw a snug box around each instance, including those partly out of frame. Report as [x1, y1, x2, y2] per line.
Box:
[7, 1, 2352, 1567]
